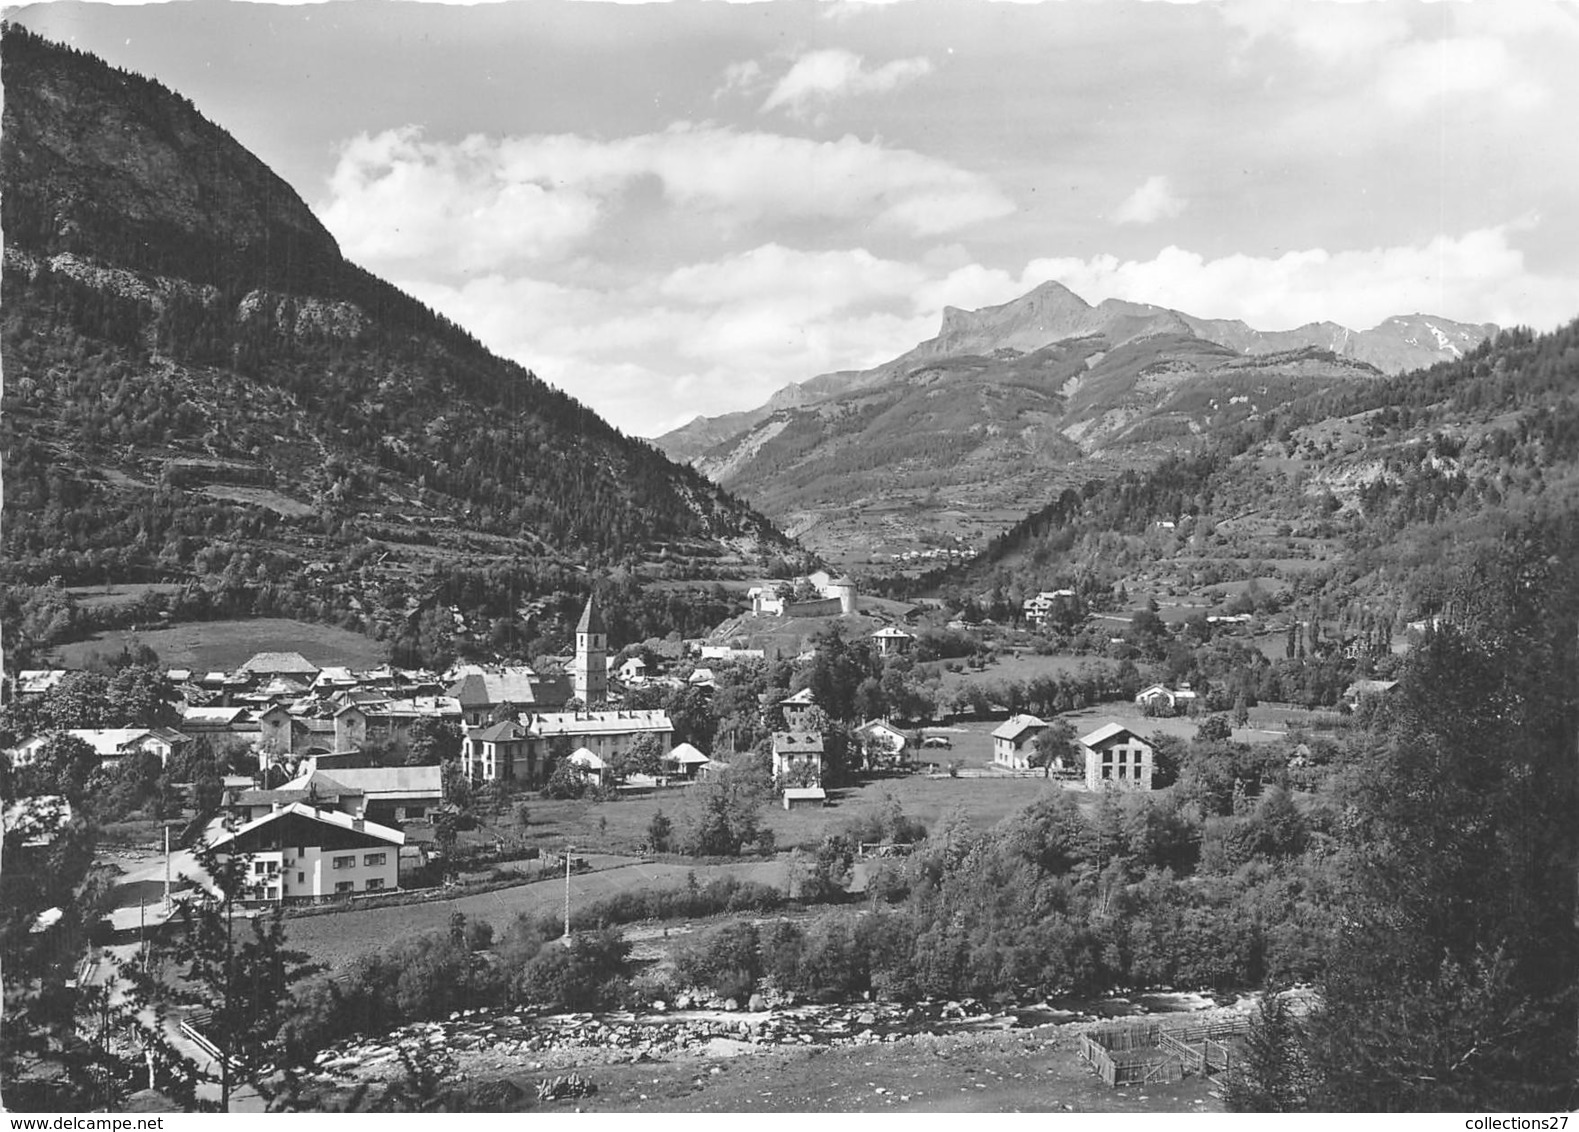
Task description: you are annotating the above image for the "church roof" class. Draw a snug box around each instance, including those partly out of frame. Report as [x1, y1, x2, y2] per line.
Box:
[577, 593, 606, 635]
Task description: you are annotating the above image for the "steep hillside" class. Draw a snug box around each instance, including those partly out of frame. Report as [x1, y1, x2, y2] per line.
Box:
[0, 28, 794, 664]
[935, 317, 1579, 634]
[655, 280, 1496, 561]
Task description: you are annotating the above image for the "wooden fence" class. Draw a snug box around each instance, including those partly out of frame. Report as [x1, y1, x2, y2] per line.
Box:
[1079, 1018, 1249, 1088]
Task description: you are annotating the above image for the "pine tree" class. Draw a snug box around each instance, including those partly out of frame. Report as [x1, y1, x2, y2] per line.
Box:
[167, 846, 323, 1111]
[1224, 987, 1311, 1112]
[1302, 531, 1579, 1110]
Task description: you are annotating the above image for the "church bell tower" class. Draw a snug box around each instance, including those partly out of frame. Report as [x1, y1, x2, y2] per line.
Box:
[573, 592, 607, 705]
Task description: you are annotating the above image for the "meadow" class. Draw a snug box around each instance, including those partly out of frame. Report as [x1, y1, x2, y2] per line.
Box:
[48, 617, 390, 672]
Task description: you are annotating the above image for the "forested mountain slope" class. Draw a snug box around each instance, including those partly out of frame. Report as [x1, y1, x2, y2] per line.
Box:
[0, 27, 795, 664]
[928, 317, 1579, 629]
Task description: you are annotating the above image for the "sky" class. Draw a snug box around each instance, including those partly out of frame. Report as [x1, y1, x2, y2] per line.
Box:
[10, 0, 1579, 437]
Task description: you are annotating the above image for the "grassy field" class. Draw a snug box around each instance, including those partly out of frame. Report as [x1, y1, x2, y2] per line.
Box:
[282, 856, 791, 970]
[49, 618, 390, 672]
[468, 766, 1051, 859]
[1059, 701, 1293, 746]
[63, 583, 185, 610]
[288, 772, 1060, 969]
[930, 652, 1111, 697]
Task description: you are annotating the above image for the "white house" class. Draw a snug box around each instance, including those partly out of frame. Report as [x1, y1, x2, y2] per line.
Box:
[1080, 723, 1155, 791]
[870, 626, 914, 657]
[1134, 684, 1199, 714]
[772, 732, 824, 784]
[991, 714, 1047, 769]
[4, 728, 189, 769]
[855, 720, 908, 763]
[205, 803, 403, 903]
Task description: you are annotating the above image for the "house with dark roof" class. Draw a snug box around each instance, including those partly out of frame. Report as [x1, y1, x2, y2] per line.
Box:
[772, 732, 824, 784]
[237, 652, 321, 681]
[205, 803, 403, 902]
[281, 766, 443, 824]
[462, 719, 535, 783]
[447, 666, 571, 726]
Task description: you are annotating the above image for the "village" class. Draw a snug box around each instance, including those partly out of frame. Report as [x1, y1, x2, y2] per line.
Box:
[4, 558, 1407, 918]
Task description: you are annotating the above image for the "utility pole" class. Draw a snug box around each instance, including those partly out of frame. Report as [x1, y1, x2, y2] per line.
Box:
[562, 845, 573, 948]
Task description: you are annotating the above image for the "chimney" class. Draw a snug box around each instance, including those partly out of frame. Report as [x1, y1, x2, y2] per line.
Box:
[352, 817, 364, 832]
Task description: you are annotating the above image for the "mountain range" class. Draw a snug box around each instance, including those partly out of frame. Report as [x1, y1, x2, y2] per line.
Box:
[0, 27, 793, 662]
[654, 280, 1496, 561]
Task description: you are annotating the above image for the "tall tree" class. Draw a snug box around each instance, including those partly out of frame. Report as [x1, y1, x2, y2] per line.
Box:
[167, 846, 322, 1111]
[1302, 531, 1579, 1111]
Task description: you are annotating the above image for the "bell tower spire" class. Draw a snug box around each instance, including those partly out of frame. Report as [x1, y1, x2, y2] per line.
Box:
[573, 591, 607, 705]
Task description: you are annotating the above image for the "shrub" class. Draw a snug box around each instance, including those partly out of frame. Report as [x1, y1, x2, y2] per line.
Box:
[514, 928, 631, 1011]
[673, 922, 761, 1002]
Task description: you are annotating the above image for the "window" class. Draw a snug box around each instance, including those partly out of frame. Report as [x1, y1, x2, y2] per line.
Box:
[363, 852, 386, 867]
[297, 872, 305, 883]
[407, 806, 425, 819]
[332, 855, 355, 870]
[335, 880, 355, 893]
[366, 878, 385, 891]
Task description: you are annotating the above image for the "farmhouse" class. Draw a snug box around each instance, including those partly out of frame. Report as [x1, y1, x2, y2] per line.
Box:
[205, 803, 403, 903]
[870, 626, 914, 657]
[772, 732, 824, 784]
[778, 688, 819, 731]
[855, 719, 908, 762]
[991, 714, 1047, 770]
[1080, 723, 1155, 791]
[1134, 684, 1199, 714]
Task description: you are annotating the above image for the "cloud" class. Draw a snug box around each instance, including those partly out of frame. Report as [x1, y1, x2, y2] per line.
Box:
[1376, 37, 1546, 113]
[1112, 175, 1186, 226]
[318, 123, 1013, 275]
[317, 127, 603, 275]
[658, 243, 927, 314]
[714, 59, 764, 100]
[760, 49, 933, 117]
[1220, 1, 1411, 65]
[395, 249, 937, 436]
[1015, 221, 1575, 333]
[385, 220, 1577, 437]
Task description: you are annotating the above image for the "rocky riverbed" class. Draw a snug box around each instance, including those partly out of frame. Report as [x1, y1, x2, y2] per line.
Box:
[306, 989, 1253, 1091]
